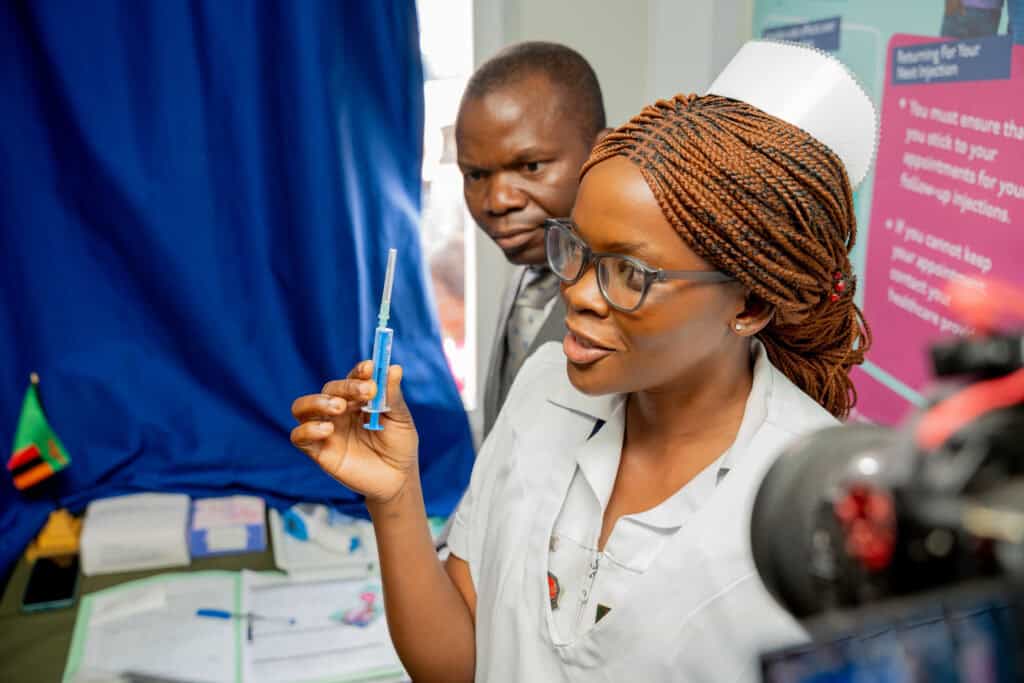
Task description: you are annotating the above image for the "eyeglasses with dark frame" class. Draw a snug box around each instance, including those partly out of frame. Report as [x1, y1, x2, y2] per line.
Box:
[544, 218, 735, 312]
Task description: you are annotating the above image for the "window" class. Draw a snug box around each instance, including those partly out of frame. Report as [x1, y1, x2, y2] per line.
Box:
[417, 0, 476, 408]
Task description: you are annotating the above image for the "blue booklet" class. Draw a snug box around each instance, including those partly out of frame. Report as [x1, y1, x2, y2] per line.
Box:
[189, 495, 266, 557]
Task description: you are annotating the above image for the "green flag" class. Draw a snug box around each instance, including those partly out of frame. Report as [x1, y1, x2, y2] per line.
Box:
[7, 375, 70, 490]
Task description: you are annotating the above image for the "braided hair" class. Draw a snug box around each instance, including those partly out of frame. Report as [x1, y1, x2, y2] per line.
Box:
[582, 94, 871, 418]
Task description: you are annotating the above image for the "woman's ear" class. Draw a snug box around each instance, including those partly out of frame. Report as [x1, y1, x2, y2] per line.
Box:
[731, 292, 775, 336]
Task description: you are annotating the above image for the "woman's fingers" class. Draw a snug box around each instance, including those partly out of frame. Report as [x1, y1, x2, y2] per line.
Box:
[291, 394, 347, 421]
[322, 377, 377, 403]
[382, 365, 412, 424]
[292, 358, 376, 422]
[290, 420, 335, 456]
[347, 360, 374, 380]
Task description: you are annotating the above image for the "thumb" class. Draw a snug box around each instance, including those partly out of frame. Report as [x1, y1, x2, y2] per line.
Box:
[384, 365, 413, 423]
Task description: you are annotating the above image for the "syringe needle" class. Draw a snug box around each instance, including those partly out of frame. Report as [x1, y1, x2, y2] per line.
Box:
[379, 248, 397, 326]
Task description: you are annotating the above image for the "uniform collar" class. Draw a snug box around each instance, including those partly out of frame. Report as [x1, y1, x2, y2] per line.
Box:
[542, 341, 776, 526]
[546, 376, 624, 425]
[544, 341, 774, 454]
[718, 340, 773, 473]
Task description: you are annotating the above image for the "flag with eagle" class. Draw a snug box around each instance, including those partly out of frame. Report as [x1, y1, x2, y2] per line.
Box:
[7, 374, 70, 490]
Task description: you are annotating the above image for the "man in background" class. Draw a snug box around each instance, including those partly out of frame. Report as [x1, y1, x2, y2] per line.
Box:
[455, 42, 608, 437]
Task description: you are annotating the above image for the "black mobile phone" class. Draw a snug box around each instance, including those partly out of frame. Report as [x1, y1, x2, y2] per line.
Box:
[21, 555, 80, 613]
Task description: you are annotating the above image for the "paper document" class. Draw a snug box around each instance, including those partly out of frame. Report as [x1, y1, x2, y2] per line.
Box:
[241, 571, 405, 683]
[63, 571, 408, 683]
[64, 572, 238, 683]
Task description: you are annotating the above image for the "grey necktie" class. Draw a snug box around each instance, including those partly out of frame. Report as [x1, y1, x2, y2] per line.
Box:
[501, 268, 560, 395]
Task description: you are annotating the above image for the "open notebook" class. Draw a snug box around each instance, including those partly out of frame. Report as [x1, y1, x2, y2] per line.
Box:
[63, 571, 407, 683]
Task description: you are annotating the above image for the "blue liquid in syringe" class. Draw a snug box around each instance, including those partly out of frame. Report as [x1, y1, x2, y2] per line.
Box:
[364, 327, 393, 430]
[363, 248, 397, 431]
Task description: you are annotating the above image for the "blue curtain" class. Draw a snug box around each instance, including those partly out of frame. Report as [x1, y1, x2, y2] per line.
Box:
[0, 0, 474, 575]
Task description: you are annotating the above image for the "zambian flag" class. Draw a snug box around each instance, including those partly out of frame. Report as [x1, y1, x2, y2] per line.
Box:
[7, 373, 70, 490]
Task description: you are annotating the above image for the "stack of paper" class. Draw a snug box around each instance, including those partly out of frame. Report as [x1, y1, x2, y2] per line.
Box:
[80, 493, 190, 576]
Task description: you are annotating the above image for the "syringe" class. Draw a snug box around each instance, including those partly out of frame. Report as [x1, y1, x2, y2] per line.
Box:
[362, 248, 397, 431]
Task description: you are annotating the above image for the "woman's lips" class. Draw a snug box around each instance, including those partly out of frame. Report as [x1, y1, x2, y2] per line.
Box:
[563, 330, 614, 365]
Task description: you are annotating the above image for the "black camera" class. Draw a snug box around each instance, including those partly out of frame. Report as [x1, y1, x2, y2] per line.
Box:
[751, 282, 1024, 680]
[752, 330, 1024, 619]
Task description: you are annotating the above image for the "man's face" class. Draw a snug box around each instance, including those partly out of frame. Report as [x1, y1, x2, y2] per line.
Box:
[455, 75, 594, 266]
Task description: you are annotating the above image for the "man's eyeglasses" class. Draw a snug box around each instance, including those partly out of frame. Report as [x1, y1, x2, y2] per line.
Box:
[544, 218, 734, 312]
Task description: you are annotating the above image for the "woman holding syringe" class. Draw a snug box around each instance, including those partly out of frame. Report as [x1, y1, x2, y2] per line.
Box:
[290, 41, 876, 683]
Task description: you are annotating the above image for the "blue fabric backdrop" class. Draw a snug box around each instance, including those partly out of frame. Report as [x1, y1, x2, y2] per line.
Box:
[0, 1, 474, 576]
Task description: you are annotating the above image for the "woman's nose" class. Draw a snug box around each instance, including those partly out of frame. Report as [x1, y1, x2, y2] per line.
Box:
[562, 264, 609, 317]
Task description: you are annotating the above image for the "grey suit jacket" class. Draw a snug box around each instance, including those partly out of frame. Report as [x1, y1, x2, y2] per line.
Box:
[482, 266, 567, 438]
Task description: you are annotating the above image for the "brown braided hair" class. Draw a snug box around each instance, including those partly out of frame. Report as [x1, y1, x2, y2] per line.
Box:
[582, 94, 871, 418]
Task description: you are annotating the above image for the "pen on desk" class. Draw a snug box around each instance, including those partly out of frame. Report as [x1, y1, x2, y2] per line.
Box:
[195, 608, 296, 625]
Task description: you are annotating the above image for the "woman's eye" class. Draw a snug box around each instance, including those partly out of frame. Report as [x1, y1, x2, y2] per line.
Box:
[618, 261, 645, 291]
[523, 161, 543, 173]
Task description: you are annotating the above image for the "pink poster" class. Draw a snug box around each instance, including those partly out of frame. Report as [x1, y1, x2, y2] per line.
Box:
[857, 34, 1024, 424]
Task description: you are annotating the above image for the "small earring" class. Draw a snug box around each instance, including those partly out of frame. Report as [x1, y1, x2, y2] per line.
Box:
[734, 323, 744, 331]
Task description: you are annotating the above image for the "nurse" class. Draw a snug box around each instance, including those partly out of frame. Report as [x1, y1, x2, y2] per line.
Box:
[290, 41, 877, 682]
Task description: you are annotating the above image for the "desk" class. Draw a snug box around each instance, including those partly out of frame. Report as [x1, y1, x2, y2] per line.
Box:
[0, 549, 277, 683]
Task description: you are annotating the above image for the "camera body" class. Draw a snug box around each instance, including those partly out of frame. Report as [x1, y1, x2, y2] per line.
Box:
[752, 332, 1024, 620]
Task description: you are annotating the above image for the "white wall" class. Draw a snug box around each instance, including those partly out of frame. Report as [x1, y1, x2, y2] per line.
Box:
[466, 0, 754, 439]
[648, 0, 755, 103]
[476, 0, 754, 123]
